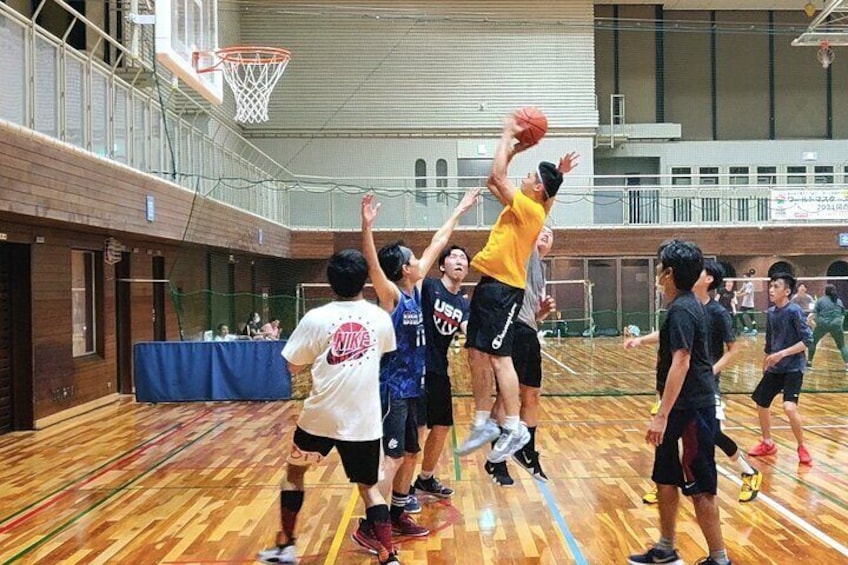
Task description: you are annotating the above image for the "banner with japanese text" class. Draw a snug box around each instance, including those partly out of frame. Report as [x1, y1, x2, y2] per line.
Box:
[770, 189, 848, 220]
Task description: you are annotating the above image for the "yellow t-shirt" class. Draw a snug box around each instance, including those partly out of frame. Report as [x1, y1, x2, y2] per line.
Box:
[471, 190, 546, 289]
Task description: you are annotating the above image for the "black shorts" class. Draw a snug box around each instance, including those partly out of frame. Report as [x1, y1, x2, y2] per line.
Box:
[752, 371, 803, 407]
[424, 371, 453, 427]
[288, 427, 381, 486]
[652, 406, 718, 497]
[512, 321, 543, 389]
[382, 393, 421, 458]
[465, 276, 524, 357]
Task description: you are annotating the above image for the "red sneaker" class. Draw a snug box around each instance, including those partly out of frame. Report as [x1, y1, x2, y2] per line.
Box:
[351, 518, 382, 555]
[391, 513, 429, 537]
[798, 445, 813, 465]
[748, 440, 777, 457]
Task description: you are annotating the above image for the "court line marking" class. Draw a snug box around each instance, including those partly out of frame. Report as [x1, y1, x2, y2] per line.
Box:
[537, 481, 588, 565]
[2, 425, 221, 564]
[323, 487, 359, 565]
[451, 425, 462, 481]
[541, 349, 578, 375]
[716, 464, 848, 559]
[0, 408, 213, 532]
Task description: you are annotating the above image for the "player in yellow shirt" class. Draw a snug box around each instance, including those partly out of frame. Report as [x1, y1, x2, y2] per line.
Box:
[455, 113, 577, 464]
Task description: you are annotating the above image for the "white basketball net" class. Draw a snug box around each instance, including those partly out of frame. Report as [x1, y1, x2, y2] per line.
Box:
[219, 49, 290, 124]
[817, 42, 835, 69]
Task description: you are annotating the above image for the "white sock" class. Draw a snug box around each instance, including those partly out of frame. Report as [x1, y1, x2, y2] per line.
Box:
[419, 470, 434, 480]
[503, 415, 520, 432]
[735, 454, 755, 475]
[474, 411, 489, 428]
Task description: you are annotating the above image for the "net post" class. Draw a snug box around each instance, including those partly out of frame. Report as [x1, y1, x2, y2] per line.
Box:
[586, 280, 595, 343]
[295, 283, 302, 326]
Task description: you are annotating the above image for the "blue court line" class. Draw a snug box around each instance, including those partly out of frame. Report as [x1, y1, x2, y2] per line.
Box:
[537, 481, 588, 565]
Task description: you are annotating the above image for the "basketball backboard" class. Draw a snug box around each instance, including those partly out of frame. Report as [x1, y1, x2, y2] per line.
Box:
[155, 0, 223, 105]
[792, 0, 848, 47]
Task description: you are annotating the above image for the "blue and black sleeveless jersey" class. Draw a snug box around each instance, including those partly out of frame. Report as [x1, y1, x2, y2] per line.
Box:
[380, 286, 425, 399]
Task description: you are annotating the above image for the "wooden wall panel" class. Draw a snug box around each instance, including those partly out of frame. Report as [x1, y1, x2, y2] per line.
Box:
[0, 121, 291, 258]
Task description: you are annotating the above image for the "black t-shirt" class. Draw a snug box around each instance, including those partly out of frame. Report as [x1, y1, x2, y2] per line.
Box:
[656, 291, 716, 410]
[716, 287, 734, 312]
[422, 277, 470, 376]
[704, 298, 735, 383]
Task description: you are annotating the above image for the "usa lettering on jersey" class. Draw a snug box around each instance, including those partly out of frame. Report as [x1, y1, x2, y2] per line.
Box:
[433, 298, 463, 336]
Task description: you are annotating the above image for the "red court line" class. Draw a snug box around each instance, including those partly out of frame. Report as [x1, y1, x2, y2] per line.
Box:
[0, 408, 212, 534]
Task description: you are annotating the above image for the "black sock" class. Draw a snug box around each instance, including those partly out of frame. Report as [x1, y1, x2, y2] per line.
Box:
[527, 426, 537, 453]
[390, 491, 407, 521]
[366, 503, 390, 525]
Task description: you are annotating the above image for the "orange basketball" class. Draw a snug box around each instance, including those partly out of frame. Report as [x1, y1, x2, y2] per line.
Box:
[514, 107, 548, 147]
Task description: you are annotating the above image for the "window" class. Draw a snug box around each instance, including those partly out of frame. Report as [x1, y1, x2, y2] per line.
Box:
[436, 159, 448, 203]
[756, 166, 776, 185]
[787, 166, 807, 185]
[414, 159, 428, 205]
[71, 250, 98, 357]
[814, 166, 834, 184]
[699, 167, 719, 185]
[671, 167, 691, 186]
[729, 167, 749, 185]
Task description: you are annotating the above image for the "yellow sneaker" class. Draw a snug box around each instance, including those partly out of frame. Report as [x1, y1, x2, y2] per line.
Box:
[642, 487, 658, 504]
[650, 400, 660, 416]
[739, 469, 763, 503]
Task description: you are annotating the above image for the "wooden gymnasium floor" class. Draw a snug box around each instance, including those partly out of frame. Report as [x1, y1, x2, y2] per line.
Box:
[2, 335, 848, 564]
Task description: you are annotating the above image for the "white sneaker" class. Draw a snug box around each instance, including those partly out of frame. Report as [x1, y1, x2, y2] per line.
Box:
[455, 419, 501, 456]
[258, 543, 297, 564]
[487, 423, 530, 463]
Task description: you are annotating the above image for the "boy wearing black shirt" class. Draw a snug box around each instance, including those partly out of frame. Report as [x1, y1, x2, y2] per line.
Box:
[628, 240, 731, 565]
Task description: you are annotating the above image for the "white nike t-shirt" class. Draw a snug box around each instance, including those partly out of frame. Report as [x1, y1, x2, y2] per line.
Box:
[283, 300, 396, 441]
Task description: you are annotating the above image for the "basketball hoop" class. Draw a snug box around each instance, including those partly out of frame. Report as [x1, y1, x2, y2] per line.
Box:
[817, 41, 834, 70]
[193, 46, 291, 124]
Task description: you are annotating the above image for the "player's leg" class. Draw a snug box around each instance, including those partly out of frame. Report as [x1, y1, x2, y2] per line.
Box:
[749, 373, 780, 455]
[455, 347, 500, 455]
[340, 439, 397, 563]
[415, 372, 454, 498]
[388, 397, 427, 537]
[484, 393, 515, 487]
[513, 322, 546, 480]
[783, 371, 811, 465]
[258, 428, 331, 564]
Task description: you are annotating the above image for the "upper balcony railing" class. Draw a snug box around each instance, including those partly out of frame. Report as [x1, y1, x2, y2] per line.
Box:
[3, 2, 847, 232]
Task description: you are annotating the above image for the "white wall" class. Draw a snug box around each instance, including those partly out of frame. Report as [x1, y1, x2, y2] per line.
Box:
[238, 0, 598, 133]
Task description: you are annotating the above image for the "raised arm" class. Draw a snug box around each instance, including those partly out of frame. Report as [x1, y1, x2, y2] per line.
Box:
[487, 115, 529, 206]
[417, 188, 481, 278]
[361, 194, 400, 313]
[544, 152, 580, 214]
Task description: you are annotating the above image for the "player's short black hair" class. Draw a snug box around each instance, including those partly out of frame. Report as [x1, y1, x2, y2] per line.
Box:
[770, 272, 797, 295]
[327, 249, 368, 298]
[439, 245, 469, 270]
[704, 259, 724, 292]
[657, 239, 704, 291]
[378, 241, 410, 282]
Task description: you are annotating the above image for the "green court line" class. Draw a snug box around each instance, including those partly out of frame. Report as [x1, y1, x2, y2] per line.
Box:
[2, 425, 220, 564]
[0, 416, 199, 526]
[451, 425, 462, 481]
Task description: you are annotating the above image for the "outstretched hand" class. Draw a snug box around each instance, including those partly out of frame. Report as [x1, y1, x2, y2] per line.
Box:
[361, 193, 380, 228]
[558, 152, 580, 174]
[455, 187, 482, 215]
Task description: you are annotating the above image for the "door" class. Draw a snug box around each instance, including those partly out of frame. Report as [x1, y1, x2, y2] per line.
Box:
[0, 244, 12, 432]
[588, 259, 618, 333]
[153, 256, 166, 341]
[457, 158, 493, 226]
[0, 243, 33, 432]
[116, 252, 133, 393]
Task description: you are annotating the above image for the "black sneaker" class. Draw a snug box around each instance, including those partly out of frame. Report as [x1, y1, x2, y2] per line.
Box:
[414, 475, 454, 498]
[484, 460, 514, 487]
[627, 547, 683, 564]
[695, 558, 732, 565]
[512, 449, 548, 482]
